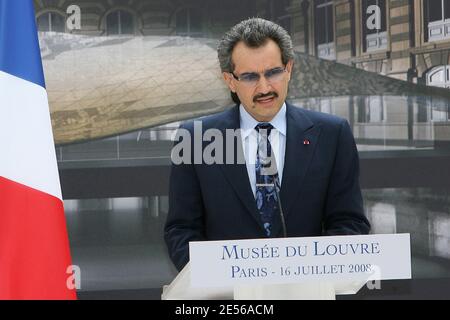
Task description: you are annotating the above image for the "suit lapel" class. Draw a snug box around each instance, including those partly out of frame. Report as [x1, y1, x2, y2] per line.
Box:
[271, 104, 321, 237]
[216, 106, 265, 231]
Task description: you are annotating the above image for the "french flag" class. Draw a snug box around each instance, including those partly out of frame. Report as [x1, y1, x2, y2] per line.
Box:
[0, 1, 77, 299]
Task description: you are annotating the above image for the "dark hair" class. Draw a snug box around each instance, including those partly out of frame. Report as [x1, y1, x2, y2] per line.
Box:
[217, 18, 294, 104]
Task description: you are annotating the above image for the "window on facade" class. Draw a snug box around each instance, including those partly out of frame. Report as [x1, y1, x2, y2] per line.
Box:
[320, 99, 332, 114]
[416, 96, 429, 123]
[357, 97, 366, 123]
[368, 96, 385, 122]
[430, 97, 450, 121]
[426, 65, 450, 88]
[106, 10, 135, 35]
[176, 8, 203, 37]
[314, 0, 335, 60]
[424, 0, 450, 42]
[357, 96, 385, 123]
[37, 12, 66, 33]
[426, 65, 450, 121]
[362, 0, 387, 52]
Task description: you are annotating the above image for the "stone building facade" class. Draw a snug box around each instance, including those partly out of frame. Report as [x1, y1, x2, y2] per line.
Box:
[33, 0, 270, 37]
[289, 0, 450, 88]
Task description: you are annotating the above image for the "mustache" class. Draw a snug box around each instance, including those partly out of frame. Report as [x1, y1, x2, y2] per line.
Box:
[253, 92, 278, 102]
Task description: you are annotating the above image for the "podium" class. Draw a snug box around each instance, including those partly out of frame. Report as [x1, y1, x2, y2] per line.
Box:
[162, 262, 367, 300]
[162, 234, 411, 300]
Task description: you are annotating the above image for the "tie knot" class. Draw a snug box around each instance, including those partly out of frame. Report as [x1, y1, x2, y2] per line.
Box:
[255, 122, 273, 136]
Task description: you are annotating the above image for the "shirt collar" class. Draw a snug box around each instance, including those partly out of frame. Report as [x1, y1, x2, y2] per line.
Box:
[239, 102, 287, 139]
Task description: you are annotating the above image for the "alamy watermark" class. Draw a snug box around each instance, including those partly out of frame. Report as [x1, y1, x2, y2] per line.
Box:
[66, 5, 81, 31]
[171, 121, 278, 176]
[366, 4, 382, 31]
[66, 265, 81, 290]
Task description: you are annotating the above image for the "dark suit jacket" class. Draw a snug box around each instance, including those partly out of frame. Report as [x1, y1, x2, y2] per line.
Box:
[164, 103, 370, 271]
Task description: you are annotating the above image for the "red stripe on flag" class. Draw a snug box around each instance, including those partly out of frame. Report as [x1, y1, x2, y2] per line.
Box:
[0, 176, 77, 299]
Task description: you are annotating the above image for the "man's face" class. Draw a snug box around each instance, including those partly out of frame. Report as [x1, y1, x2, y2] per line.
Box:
[223, 39, 293, 122]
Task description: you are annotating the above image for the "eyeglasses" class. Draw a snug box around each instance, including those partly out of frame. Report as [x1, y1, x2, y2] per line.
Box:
[230, 66, 287, 86]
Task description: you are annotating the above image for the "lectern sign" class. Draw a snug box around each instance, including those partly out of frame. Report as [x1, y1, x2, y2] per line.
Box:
[189, 234, 411, 288]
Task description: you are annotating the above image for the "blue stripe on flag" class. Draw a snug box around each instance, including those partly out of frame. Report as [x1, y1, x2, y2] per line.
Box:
[0, 0, 45, 88]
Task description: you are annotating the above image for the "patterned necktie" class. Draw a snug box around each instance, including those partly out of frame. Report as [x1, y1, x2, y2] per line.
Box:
[255, 123, 279, 237]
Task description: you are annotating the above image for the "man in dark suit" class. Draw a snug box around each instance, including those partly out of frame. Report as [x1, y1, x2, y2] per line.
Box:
[165, 18, 370, 271]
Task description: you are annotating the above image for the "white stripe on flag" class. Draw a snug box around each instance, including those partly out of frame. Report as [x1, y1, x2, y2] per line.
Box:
[0, 70, 62, 200]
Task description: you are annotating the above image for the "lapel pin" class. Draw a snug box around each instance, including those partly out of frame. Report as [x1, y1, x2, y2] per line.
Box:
[303, 139, 310, 145]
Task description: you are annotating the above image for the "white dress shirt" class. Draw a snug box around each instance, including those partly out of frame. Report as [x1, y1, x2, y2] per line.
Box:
[239, 103, 287, 197]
